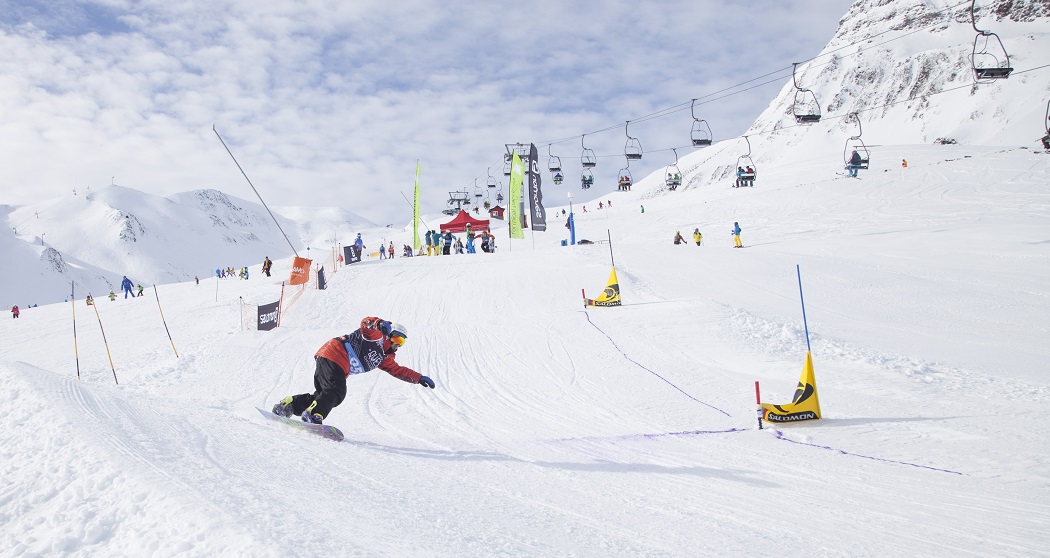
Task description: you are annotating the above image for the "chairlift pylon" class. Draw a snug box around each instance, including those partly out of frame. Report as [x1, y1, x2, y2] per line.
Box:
[734, 136, 757, 188]
[665, 148, 683, 190]
[624, 121, 642, 160]
[444, 190, 471, 215]
[690, 99, 713, 147]
[970, 0, 1013, 81]
[791, 62, 822, 124]
[503, 144, 529, 176]
[581, 135, 596, 168]
[843, 113, 871, 171]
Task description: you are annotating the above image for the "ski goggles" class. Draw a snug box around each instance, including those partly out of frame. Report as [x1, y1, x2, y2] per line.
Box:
[389, 334, 406, 347]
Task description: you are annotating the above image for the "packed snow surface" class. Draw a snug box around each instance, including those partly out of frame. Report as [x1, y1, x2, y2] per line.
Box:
[2, 143, 1048, 557]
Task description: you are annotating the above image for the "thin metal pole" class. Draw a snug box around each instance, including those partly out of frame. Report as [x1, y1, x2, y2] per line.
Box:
[399, 190, 432, 232]
[797, 265, 811, 352]
[71, 282, 81, 380]
[212, 125, 299, 258]
[91, 303, 119, 384]
[153, 285, 179, 358]
[606, 229, 615, 267]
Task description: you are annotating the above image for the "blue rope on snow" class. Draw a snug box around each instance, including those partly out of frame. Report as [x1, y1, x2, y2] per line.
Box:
[583, 311, 732, 417]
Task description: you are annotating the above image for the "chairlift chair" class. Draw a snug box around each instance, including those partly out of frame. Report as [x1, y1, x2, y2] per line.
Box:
[1042, 99, 1050, 151]
[547, 145, 562, 173]
[843, 113, 871, 170]
[618, 166, 633, 188]
[665, 148, 683, 190]
[486, 166, 497, 188]
[624, 121, 643, 160]
[553, 172, 564, 185]
[791, 63, 822, 124]
[503, 153, 513, 176]
[690, 99, 713, 147]
[734, 136, 757, 188]
[969, 0, 1013, 81]
[581, 135, 597, 168]
[581, 169, 594, 190]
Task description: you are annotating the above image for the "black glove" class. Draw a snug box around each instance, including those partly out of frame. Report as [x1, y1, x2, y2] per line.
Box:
[377, 320, 392, 335]
[418, 376, 435, 389]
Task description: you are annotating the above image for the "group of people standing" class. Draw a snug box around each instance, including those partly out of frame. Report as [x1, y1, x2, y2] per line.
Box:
[423, 224, 495, 256]
[215, 267, 248, 279]
[672, 222, 743, 248]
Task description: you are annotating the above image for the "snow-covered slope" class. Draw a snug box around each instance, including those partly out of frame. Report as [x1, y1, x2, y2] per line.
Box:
[1, 2, 1049, 553]
[2, 187, 375, 306]
[1, 142, 1048, 557]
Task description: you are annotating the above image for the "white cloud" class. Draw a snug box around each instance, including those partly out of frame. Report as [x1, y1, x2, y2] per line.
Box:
[0, 0, 854, 224]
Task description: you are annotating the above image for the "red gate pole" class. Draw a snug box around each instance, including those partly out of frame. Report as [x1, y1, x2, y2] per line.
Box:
[754, 381, 763, 430]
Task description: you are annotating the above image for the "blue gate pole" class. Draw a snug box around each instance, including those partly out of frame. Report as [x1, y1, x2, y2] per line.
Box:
[797, 264, 811, 352]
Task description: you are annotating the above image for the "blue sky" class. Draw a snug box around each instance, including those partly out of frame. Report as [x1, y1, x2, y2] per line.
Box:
[0, 0, 854, 225]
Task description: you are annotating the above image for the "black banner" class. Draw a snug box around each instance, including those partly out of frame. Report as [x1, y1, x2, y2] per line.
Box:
[527, 143, 546, 231]
[343, 245, 361, 264]
[257, 300, 280, 331]
[317, 267, 327, 290]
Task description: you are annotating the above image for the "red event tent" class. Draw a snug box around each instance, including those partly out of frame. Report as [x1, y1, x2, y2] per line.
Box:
[440, 210, 490, 233]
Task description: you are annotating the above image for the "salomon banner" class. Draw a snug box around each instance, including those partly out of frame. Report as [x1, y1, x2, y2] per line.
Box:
[342, 246, 361, 265]
[257, 300, 280, 331]
[288, 257, 312, 285]
[317, 267, 327, 291]
[584, 267, 622, 307]
[761, 351, 822, 423]
[527, 143, 547, 231]
[508, 152, 525, 239]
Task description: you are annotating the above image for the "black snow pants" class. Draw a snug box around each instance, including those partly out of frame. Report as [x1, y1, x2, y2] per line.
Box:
[290, 356, 347, 420]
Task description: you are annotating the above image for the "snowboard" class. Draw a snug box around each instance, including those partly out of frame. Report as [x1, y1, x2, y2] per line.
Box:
[256, 407, 345, 442]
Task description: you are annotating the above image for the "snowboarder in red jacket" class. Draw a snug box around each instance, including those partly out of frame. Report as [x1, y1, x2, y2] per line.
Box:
[272, 317, 435, 424]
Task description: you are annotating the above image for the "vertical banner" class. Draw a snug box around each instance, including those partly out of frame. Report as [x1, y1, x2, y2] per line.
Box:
[257, 300, 280, 331]
[508, 152, 525, 239]
[413, 161, 421, 251]
[343, 246, 361, 264]
[527, 143, 547, 231]
[317, 267, 327, 290]
[288, 257, 312, 285]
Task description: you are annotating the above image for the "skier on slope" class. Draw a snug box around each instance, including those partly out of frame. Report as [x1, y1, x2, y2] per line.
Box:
[121, 276, 134, 299]
[272, 317, 435, 425]
[732, 222, 743, 248]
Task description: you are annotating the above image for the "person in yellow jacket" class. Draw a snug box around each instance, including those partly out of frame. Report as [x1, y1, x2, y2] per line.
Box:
[692, 228, 703, 246]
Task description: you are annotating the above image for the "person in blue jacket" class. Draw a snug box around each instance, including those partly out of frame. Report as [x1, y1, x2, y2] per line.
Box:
[731, 222, 743, 248]
[121, 276, 135, 299]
